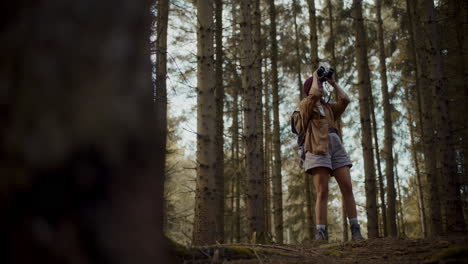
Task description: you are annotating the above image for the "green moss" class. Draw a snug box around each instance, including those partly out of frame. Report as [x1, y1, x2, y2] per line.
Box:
[224, 246, 256, 258]
[326, 250, 342, 257]
[319, 242, 341, 249]
[431, 246, 468, 261]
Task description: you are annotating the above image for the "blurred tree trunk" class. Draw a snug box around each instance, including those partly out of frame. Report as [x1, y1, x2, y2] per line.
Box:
[442, 0, 468, 231]
[445, 0, 468, 227]
[230, 2, 243, 243]
[326, 0, 347, 240]
[156, 0, 169, 161]
[253, 0, 266, 238]
[376, 0, 397, 237]
[462, 1, 468, 195]
[268, 0, 284, 244]
[404, 84, 427, 238]
[352, 0, 379, 239]
[214, 0, 225, 244]
[307, 0, 319, 71]
[293, 0, 315, 242]
[232, 77, 241, 243]
[304, 174, 316, 240]
[240, 0, 266, 243]
[230, 71, 242, 243]
[394, 158, 406, 236]
[420, 0, 465, 233]
[0, 0, 171, 263]
[264, 59, 273, 236]
[292, 0, 303, 101]
[408, 0, 442, 237]
[193, 0, 218, 245]
[327, 0, 342, 137]
[369, 79, 386, 237]
[406, 0, 430, 237]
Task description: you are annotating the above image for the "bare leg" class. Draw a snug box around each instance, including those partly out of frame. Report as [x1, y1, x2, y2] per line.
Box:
[334, 166, 357, 219]
[311, 167, 330, 225]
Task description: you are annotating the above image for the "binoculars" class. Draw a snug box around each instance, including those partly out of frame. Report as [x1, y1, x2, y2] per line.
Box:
[317, 66, 334, 83]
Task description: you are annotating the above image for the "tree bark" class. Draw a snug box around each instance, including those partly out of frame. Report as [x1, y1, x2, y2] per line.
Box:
[264, 59, 273, 236]
[420, 0, 465, 233]
[376, 0, 397, 237]
[229, 1, 242, 243]
[253, 0, 267, 237]
[233, 77, 242, 243]
[369, 82, 387, 237]
[326, 0, 347, 240]
[268, 0, 284, 244]
[293, 0, 315, 241]
[0, 0, 171, 262]
[352, 0, 379, 239]
[307, 0, 319, 71]
[193, 0, 219, 245]
[394, 159, 406, 236]
[405, 0, 437, 236]
[293, 0, 303, 101]
[240, 0, 266, 243]
[214, 0, 225, 243]
[404, 84, 427, 238]
[408, 0, 443, 237]
[443, 0, 468, 225]
[156, 0, 169, 160]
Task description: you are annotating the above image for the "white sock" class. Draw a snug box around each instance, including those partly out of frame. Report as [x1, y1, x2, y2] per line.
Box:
[349, 217, 358, 225]
[316, 224, 327, 230]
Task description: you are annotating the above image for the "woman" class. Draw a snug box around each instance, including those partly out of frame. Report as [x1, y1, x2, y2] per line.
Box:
[299, 68, 364, 241]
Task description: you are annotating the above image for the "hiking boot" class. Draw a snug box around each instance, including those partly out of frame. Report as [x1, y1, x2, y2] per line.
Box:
[315, 228, 328, 241]
[350, 223, 364, 241]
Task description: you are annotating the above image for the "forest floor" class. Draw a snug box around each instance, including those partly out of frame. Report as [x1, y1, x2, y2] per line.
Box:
[179, 234, 468, 263]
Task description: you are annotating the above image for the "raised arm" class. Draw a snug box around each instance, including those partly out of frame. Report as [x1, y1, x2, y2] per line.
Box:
[327, 77, 350, 119]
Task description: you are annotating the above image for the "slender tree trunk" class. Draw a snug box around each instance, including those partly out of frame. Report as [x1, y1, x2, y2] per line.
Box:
[156, 0, 169, 157]
[0, 0, 171, 262]
[326, 0, 347, 240]
[292, 0, 318, 240]
[406, 0, 436, 236]
[155, 0, 169, 234]
[230, 0, 243, 244]
[326, 0, 343, 138]
[376, 0, 397, 237]
[405, 84, 427, 238]
[232, 72, 241, 243]
[352, 0, 379, 238]
[230, 172, 235, 243]
[304, 174, 315, 240]
[268, 0, 284, 244]
[193, 0, 218, 245]
[214, 0, 225, 243]
[421, 0, 465, 233]
[408, 0, 443, 237]
[253, 0, 267, 237]
[369, 86, 387, 237]
[292, 0, 303, 101]
[394, 159, 406, 236]
[240, 0, 266, 243]
[264, 59, 273, 236]
[307, 0, 319, 71]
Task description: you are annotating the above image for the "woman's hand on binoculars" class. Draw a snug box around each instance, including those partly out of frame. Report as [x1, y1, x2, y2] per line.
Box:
[326, 75, 336, 86]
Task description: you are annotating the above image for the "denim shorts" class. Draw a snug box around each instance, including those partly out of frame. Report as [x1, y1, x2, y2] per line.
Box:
[303, 132, 352, 175]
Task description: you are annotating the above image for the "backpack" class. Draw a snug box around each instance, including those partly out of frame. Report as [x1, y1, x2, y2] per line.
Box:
[290, 111, 310, 168]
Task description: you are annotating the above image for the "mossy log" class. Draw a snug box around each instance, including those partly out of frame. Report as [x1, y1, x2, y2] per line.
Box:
[171, 241, 304, 263]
